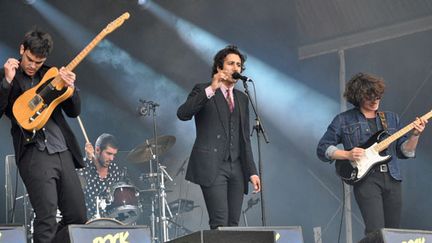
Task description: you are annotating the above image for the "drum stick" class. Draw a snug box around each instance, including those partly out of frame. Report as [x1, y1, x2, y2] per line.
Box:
[77, 116, 97, 163]
[77, 116, 90, 143]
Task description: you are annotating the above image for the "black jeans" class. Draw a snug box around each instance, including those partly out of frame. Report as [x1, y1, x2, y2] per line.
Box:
[354, 169, 402, 234]
[200, 158, 244, 229]
[18, 147, 87, 243]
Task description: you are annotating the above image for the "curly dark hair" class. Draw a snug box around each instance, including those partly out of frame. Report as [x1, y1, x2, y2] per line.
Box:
[21, 28, 53, 58]
[211, 45, 246, 76]
[344, 72, 385, 107]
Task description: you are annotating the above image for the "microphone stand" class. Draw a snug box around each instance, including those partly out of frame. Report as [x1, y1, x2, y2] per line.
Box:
[241, 79, 269, 227]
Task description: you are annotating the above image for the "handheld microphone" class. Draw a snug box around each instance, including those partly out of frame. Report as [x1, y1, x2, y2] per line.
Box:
[232, 72, 252, 82]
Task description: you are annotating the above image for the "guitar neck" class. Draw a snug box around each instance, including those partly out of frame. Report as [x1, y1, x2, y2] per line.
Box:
[66, 31, 107, 71]
[66, 12, 129, 71]
[375, 110, 432, 152]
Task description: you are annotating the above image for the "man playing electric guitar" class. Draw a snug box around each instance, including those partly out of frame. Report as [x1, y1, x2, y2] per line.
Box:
[316, 73, 427, 237]
[0, 29, 87, 243]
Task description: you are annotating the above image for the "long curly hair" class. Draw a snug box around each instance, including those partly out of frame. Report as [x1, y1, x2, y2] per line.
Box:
[344, 73, 385, 107]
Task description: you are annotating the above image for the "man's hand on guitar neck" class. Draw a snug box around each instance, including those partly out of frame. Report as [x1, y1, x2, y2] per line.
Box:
[59, 67, 76, 88]
[404, 117, 428, 153]
[411, 117, 428, 137]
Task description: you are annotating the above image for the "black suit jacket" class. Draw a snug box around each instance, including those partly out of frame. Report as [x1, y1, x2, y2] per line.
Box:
[177, 83, 257, 193]
[0, 65, 84, 168]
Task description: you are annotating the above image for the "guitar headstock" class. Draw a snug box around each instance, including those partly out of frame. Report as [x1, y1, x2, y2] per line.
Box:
[103, 12, 130, 34]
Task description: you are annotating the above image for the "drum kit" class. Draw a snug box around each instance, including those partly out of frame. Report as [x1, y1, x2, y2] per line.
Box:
[85, 100, 195, 242]
[87, 134, 179, 243]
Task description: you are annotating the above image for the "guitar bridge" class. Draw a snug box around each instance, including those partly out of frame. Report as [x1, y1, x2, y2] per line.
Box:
[29, 104, 47, 122]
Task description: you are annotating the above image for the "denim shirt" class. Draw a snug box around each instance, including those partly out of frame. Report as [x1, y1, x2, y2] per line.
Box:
[316, 107, 414, 181]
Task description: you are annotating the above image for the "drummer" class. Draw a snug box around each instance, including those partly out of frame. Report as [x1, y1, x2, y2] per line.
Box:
[79, 133, 123, 219]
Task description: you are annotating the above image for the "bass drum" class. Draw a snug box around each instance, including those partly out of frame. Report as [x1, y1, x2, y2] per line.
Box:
[86, 217, 124, 226]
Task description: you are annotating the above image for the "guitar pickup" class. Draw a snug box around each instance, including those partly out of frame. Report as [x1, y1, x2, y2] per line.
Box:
[28, 95, 43, 110]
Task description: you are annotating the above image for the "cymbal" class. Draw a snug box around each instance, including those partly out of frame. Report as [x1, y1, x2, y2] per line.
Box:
[127, 135, 176, 163]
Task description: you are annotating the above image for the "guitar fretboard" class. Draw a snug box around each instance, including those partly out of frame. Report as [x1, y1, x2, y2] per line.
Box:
[51, 12, 129, 87]
[66, 31, 107, 72]
[375, 110, 432, 152]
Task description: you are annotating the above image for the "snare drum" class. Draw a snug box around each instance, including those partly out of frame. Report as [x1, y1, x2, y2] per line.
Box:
[105, 181, 140, 225]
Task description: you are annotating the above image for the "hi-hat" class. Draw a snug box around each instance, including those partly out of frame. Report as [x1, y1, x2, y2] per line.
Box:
[127, 135, 176, 163]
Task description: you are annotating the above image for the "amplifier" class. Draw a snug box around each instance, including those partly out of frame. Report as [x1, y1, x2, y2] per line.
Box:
[219, 226, 304, 243]
[167, 229, 275, 243]
[69, 223, 151, 243]
[381, 228, 432, 243]
[0, 225, 27, 243]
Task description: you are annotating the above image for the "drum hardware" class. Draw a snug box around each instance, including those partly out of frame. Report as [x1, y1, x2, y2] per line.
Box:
[104, 181, 141, 225]
[94, 196, 105, 219]
[86, 217, 125, 226]
[135, 99, 178, 242]
[139, 172, 159, 180]
[166, 218, 193, 235]
[168, 199, 196, 215]
[158, 164, 174, 242]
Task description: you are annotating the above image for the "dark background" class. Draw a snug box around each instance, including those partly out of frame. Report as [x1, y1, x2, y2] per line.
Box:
[1, 0, 432, 242]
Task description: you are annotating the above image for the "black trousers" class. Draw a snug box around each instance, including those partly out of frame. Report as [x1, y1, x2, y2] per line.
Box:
[18, 147, 87, 243]
[200, 158, 244, 229]
[354, 170, 402, 235]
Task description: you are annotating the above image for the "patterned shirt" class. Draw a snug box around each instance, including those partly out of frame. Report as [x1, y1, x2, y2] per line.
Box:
[78, 159, 122, 219]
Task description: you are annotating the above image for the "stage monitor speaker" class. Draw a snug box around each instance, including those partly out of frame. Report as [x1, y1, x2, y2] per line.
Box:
[219, 226, 304, 243]
[68, 224, 151, 243]
[0, 225, 27, 243]
[167, 230, 275, 243]
[381, 228, 432, 243]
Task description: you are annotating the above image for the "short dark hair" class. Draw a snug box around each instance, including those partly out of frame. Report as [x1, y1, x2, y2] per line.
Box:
[95, 133, 118, 151]
[22, 29, 53, 58]
[211, 45, 246, 76]
[344, 72, 385, 107]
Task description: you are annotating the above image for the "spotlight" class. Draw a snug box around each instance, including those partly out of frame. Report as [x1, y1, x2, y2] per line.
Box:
[23, 0, 37, 4]
[137, 0, 150, 9]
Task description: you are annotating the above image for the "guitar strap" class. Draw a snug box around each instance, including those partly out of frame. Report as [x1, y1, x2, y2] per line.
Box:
[377, 111, 388, 130]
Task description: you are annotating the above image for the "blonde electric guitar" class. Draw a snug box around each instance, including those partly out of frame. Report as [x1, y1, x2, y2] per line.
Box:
[13, 12, 130, 132]
[336, 110, 431, 185]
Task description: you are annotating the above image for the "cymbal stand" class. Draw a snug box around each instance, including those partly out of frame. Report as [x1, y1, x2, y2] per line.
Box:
[150, 194, 156, 243]
[146, 143, 174, 242]
[158, 165, 173, 242]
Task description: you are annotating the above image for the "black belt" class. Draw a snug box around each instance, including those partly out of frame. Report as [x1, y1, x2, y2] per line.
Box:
[373, 164, 388, 173]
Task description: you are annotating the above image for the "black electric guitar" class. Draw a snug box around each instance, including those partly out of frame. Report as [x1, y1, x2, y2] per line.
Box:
[12, 12, 129, 132]
[336, 110, 432, 185]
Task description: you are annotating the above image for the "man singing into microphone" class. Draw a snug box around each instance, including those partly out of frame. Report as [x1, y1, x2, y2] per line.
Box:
[177, 45, 261, 229]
